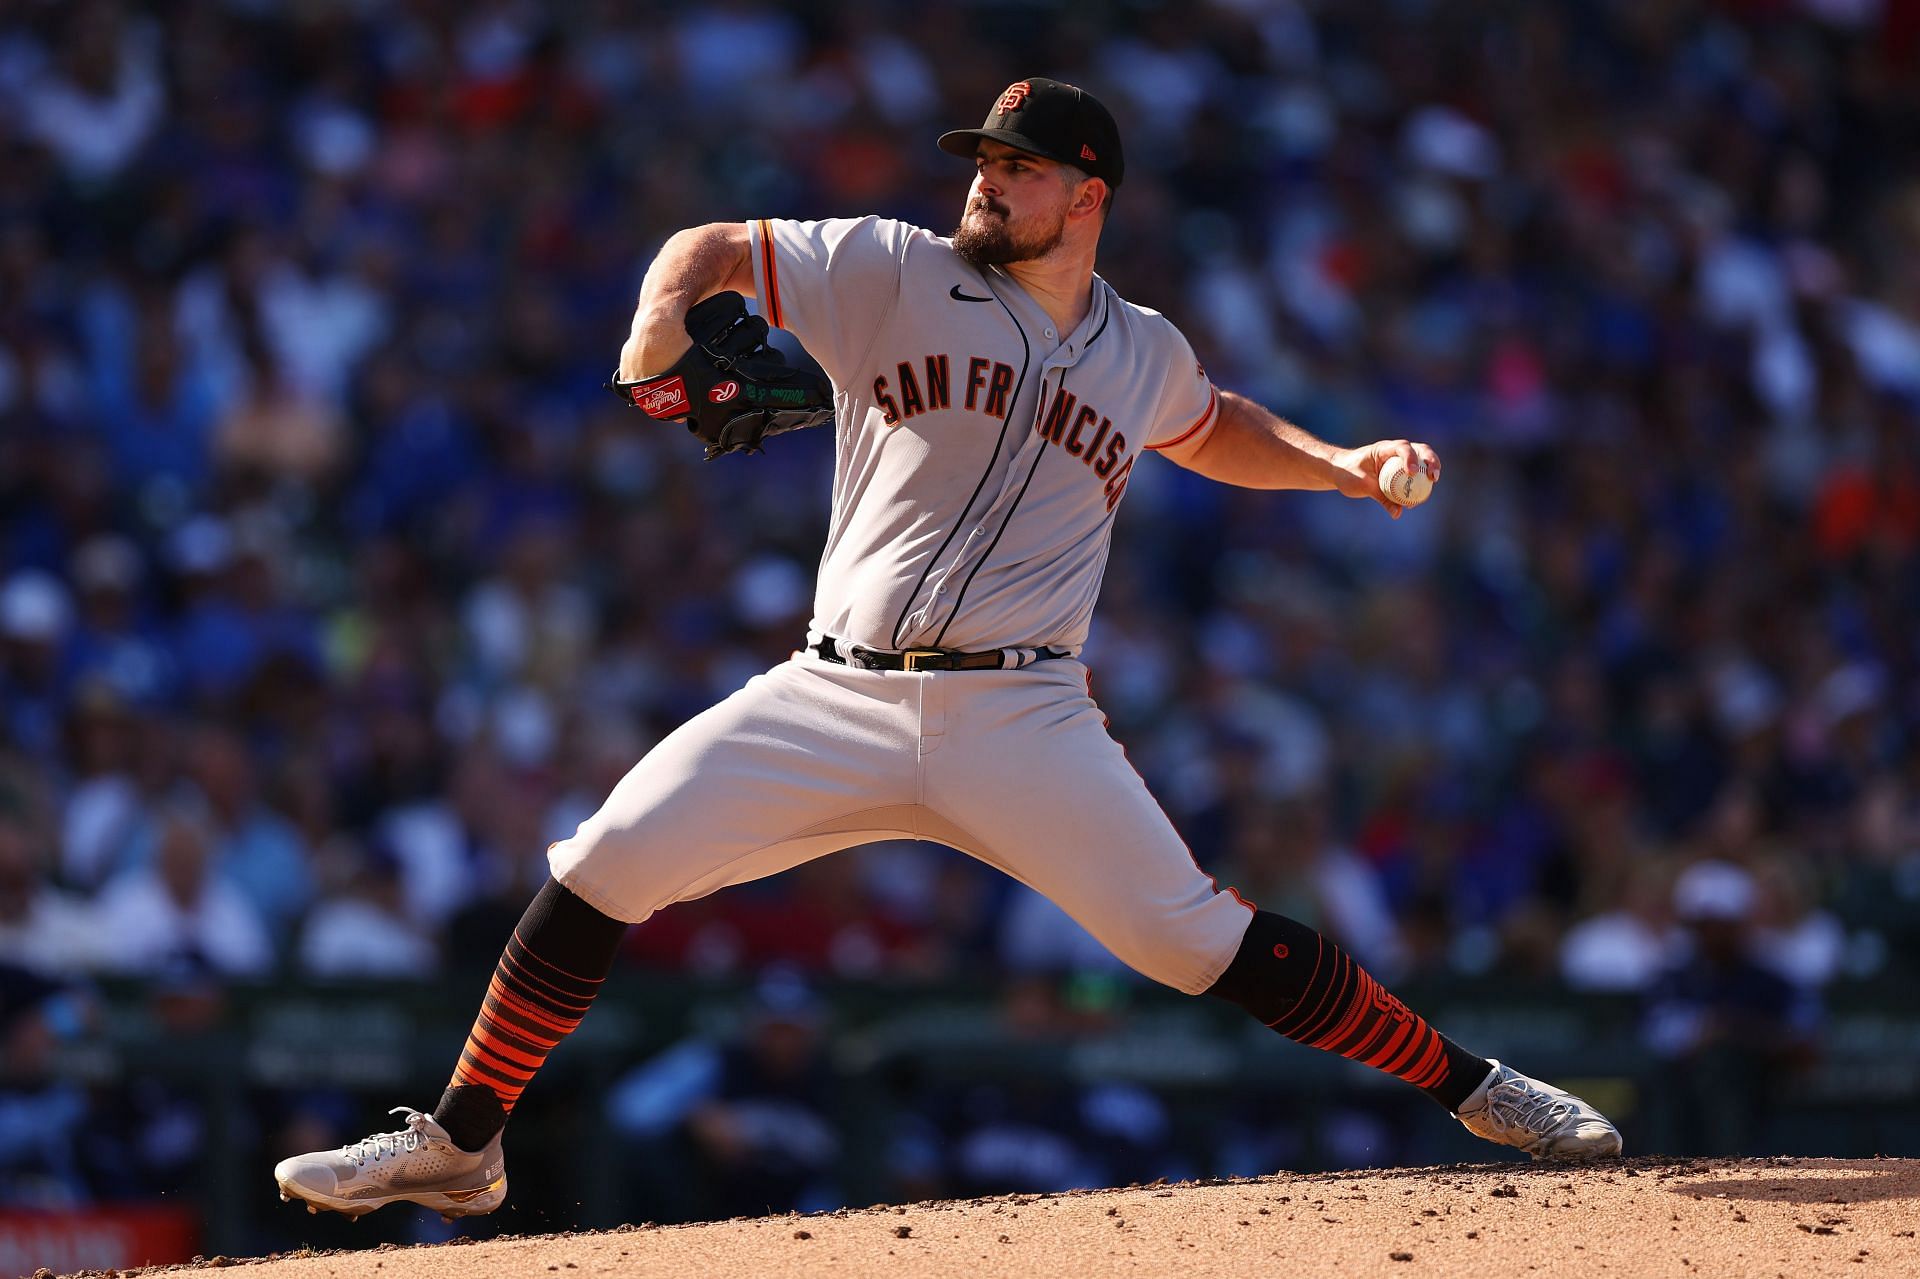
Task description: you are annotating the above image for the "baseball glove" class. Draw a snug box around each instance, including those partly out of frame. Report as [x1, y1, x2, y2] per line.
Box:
[608, 292, 834, 460]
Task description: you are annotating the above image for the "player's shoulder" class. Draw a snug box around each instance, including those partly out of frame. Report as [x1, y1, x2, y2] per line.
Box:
[789, 214, 940, 244]
[849, 214, 939, 238]
[766, 214, 942, 260]
[899, 224, 1001, 279]
[1098, 281, 1195, 350]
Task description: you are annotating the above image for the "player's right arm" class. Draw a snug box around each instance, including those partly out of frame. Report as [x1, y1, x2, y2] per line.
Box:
[620, 215, 909, 388]
[617, 223, 757, 381]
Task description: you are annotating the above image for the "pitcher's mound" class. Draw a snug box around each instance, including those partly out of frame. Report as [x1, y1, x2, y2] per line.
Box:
[113, 1157, 1920, 1279]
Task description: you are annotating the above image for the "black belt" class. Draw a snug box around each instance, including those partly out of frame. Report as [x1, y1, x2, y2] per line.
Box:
[810, 636, 1068, 672]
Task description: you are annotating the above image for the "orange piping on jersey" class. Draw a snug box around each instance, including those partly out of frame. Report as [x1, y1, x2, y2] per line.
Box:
[1144, 385, 1219, 452]
[757, 219, 784, 329]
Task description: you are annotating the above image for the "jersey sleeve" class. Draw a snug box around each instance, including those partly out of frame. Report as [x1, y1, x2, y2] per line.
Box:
[1140, 320, 1221, 462]
[748, 216, 913, 387]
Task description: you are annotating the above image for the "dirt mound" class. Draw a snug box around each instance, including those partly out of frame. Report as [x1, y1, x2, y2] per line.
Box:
[82, 1157, 1920, 1279]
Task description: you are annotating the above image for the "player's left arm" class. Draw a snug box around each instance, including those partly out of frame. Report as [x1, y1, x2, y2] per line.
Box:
[1170, 390, 1442, 519]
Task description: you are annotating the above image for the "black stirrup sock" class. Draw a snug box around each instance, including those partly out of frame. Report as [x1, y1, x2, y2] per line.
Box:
[1206, 909, 1492, 1113]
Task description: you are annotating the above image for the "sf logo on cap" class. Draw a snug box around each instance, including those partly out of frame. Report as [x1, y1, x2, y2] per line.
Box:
[997, 81, 1031, 113]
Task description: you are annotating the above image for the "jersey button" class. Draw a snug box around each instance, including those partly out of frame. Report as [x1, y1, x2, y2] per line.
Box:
[1044, 328, 1056, 340]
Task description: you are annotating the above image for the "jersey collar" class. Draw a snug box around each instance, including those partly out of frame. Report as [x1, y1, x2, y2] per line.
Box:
[976, 267, 1112, 367]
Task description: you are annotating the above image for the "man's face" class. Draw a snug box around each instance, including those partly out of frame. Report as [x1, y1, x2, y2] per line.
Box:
[953, 141, 1074, 267]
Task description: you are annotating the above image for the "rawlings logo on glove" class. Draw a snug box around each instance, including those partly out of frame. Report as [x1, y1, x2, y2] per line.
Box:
[609, 293, 833, 460]
[631, 378, 689, 417]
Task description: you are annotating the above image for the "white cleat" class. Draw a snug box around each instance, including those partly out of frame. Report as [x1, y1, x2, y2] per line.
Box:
[1455, 1059, 1623, 1160]
[273, 1108, 507, 1220]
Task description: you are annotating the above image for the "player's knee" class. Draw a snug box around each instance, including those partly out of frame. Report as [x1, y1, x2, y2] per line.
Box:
[1096, 915, 1249, 997]
[545, 832, 664, 925]
[1202, 909, 1323, 1021]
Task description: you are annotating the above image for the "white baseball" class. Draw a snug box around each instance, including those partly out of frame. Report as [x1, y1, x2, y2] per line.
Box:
[1378, 455, 1434, 507]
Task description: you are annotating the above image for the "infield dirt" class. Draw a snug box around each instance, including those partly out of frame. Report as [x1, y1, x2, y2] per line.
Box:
[83, 1156, 1920, 1279]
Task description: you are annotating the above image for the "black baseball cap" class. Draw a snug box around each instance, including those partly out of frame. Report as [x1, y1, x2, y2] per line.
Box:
[938, 77, 1124, 188]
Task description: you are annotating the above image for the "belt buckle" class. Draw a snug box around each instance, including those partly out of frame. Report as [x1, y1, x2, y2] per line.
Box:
[901, 649, 944, 672]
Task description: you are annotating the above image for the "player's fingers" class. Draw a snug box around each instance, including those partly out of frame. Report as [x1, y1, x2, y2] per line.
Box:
[1393, 439, 1417, 471]
[1374, 492, 1404, 518]
[1412, 442, 1441, 482]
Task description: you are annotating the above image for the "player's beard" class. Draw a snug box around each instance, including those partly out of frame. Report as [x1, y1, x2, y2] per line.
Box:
[952, 197, 1065, 267]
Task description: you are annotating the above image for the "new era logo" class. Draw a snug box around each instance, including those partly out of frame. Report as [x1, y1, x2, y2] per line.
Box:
[1081, 144, 1097, 162]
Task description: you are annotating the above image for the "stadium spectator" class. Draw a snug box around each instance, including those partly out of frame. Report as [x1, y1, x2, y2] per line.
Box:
[57, 688, 158, 891]
[0, 815, 101, 977]
[1216, 792, 1407, 979]
[0, 962, 95, 1207]
[297, 839, 439, 980]
[13, 1, 164, 186]
[0, 571, 74, 761]
[1643, 860, 1821, 1155]
[607, 969, 840, 1221]
[1559, 860, 1682, 994]
[64, 534, 174, 705]
[185, 724, 313, 929]
[91, 806, 273, 978]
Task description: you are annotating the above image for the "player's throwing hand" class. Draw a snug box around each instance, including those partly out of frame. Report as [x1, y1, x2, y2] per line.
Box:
[1330, 438, 1442, 518]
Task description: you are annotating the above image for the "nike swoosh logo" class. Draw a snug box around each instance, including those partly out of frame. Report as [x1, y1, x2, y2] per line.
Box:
[950, 285, 993, 302]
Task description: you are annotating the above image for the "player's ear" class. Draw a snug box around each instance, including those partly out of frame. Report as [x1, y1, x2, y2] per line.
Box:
[1071, 177, 1109, 222]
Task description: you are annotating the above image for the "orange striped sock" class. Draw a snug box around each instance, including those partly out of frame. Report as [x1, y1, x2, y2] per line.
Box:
[1206, 910, 1490, 1112]
[449, 930, 604, 1111]
[435, 878, 626, 1150]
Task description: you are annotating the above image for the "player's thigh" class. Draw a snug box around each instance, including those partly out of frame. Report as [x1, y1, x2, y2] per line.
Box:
[550, 659, 920, 922]
[926, 665, 1251, 994]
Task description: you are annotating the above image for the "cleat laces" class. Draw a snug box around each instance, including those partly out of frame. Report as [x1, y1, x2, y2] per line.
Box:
[1458, 1060, 1621, 1159]
[1490, 1084, 1575, 1140]
[344, 1109, 431, 1167]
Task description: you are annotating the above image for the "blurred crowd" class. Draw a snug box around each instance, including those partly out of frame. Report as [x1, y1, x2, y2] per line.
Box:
[0, 0, 1918, 1179]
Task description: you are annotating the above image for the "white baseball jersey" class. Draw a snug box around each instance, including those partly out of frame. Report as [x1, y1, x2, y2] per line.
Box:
[747, 215, 1220, 655]
[548, 213, 1256, 1000]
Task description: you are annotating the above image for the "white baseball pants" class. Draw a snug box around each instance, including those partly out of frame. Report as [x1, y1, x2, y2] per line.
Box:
[548, 652, 1253, 994]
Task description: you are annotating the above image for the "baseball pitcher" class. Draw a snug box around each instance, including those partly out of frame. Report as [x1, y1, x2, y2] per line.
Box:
[275, 77, 1620, 1222]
